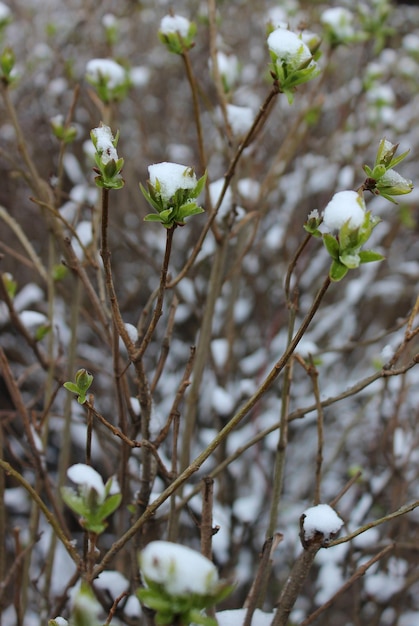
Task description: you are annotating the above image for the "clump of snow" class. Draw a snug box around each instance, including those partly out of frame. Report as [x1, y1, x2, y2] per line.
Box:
[323, 190, 366, 231]
[139, 541, 219, 596]
[86, 58, 126, 89]
[67, 463, 106, 501]
[216, 608, 275, 626]
[95, 570, 129, 598]
[321, 7, 355, 40]
[130, 65, 150, 87]
[212, 386, 235, 415]
[49, 618, 68, 626]
[267, 28, 313, 71]
[148, 162, 197, 202]
[214, 51, 240, 89]
[91, 124, 119, 164]
[124, 595, 142, 618]
[0, 2, 11, 21]
[160, 14, 191, 38]
[209, 178, 233, 223]
[102, 13, 117, 29]
[226, 104, 254, 136]
[212, 338, 229, 368]
[302, 504, 344, 543]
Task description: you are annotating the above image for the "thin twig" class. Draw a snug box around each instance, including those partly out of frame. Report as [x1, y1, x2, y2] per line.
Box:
[299, 543, 394, 626]
[327, 500, 419, 548]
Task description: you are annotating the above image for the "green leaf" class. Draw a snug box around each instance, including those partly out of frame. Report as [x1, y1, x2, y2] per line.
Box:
[61, 487, 89, 518]
[144, 213, 165, 222]
[63, 382, 80, 394]
[97, 493, 122, 519]
[339, 251, 360, 269]
[358, 250, 385, 263]
[329, 260, 349, 282]
[323, 233, 340, 260]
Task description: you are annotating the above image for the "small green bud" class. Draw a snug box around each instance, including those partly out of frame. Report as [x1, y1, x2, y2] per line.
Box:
[0, 46, 15, 83]
[75, 368, 93, 392]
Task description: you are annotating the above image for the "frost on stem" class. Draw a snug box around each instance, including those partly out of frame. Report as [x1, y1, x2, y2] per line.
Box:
[300, 504, 344, 548]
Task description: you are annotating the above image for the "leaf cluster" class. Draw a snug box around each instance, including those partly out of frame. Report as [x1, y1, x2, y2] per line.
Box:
[323, 211, 383, 282]
[61, 477, 121, 534]
[140, 171, 206, 228]
[269, 50, 320, 104]
[138, 578, 234, 626]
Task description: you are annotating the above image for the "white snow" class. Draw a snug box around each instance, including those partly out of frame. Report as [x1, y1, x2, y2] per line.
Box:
[124, 323, 138, 343]
[209, 178, 233, 223]
[216, 608, 275, 626]
[323, 190, 366, 231]
[302, 504, 344, 542]
[148, 162, 197, 202]
[321, 7, 354, 40]
[19, 310, 47, 328]
[86, 58, 126, 89]
[215, 52, 240, 89]
[91, 124, 119, 164]
[67, 463, 105, 501]
[130, 65, 150, 87]
[160, 14, 191, 38]
[267, 28, 313, 70]
[95, 570, 129, 597]
[124, 595, 142, 618]
[139, 541, 219, 597]
[212, 386, 235, 415]
[0, 2, 11, 21]
[226, 104, 254, 136]
[212, 338, 229, 368]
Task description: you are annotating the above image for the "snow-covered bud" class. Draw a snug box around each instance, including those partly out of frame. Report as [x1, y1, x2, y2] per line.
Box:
[300, 504, 344, 548]
[61, 464, 121, 534]
[321, 7, 356, 47]
[50, 114, 77, 144]
[267, 28, 320, 103]
[91, 124, 124, 190]
[138, 541, 233, 626]
[321, 190, 383, 281]
[141, 162, 206, 228]
[85, 58, 130, 103]
[159, 14, 196, 54]
[323, 190, 365, 232]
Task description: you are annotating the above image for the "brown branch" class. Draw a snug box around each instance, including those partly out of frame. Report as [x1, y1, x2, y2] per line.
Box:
[299, 543, 394, 626]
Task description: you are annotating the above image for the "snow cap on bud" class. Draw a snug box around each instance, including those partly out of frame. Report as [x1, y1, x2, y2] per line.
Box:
[159, 14, 196, 54]
[139, 541, 219, 597]
[323, 190, 366, 231]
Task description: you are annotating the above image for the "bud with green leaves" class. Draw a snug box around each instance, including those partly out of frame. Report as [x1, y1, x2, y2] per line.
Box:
[61, 464, 121, 535]
[138, 541, 233, 626]
[90, 123, 124, 190]
[267, 28, 320, 103]
[0, 46, 15, 84]
[159, 14, 196, 54]
[50, 115, 77, 144]
[85, 57, 131, 103]
[141, 162, 206, 229]
[363, 138, 413, 203]
[63, 368, 94, 404]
